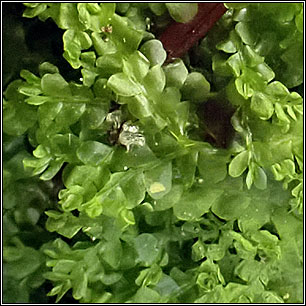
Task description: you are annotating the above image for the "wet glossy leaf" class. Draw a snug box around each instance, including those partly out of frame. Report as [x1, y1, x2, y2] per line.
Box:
[250, 92, 274, 120]
[140, 39, 167, 66]
[107, 72, 142, 96]
[228, 150, 250, 178]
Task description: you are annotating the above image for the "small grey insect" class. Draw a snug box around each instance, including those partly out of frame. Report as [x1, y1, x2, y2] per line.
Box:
[118, 122, 145, 152]
[106, 110, 145, 151]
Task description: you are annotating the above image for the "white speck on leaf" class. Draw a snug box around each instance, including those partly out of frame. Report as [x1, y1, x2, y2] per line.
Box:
[283, 293, 290, 300]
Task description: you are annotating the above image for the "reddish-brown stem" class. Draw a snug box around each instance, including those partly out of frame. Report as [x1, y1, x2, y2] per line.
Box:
[159, 3, 227, 62]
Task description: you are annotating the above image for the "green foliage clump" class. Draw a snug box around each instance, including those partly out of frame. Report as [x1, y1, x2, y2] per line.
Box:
[3, 3, 303, 303]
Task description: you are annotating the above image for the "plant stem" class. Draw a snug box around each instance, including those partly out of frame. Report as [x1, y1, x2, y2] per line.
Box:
[159, 3, 227, 62]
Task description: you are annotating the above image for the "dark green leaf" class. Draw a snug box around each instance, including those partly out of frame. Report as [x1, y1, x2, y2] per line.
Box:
[41, 73, 72, 97]
[143, 65, 166, 97]
[3, 100, 37, 136]
[182, 72, 210, 103]
[99, 239, 122, 269]
[148, 3, 167, 16]
[198, 151, 229, 183]
[153, 184, 184, 211]
[132, 287, 161, 303]
[77, 141, 112, 166]
[163, 59, 188, 89]
[165, 3, 198, 23]
[211, 191, 251, 221]
[96, 53, 123, 76]
[134, 234, 160, 266]
[173, 185, 223, 221]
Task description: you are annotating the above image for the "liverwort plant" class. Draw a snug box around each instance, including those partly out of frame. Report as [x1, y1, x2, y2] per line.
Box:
[3, 2, 303, 303]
